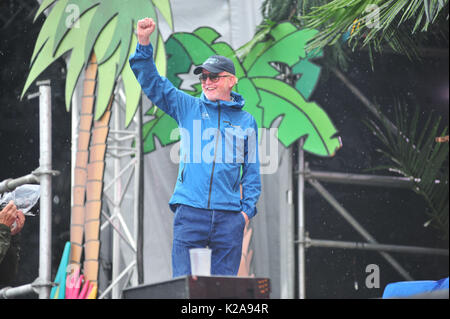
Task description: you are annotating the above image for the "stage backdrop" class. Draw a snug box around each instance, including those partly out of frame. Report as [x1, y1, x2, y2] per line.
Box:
[26, 0, 342, 299]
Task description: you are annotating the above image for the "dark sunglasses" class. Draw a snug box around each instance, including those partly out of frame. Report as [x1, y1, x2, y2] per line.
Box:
[198, 73, 230, 83]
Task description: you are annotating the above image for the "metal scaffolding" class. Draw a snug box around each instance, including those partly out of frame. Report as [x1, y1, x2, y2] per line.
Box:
[1, 78, 143, 299]
[295, 138, 449, 299]
[1, 80, 59, 299]
[96, 84, 143, 299]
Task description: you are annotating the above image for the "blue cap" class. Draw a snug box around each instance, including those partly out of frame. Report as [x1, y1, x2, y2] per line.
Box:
[194, 55, 235, 75]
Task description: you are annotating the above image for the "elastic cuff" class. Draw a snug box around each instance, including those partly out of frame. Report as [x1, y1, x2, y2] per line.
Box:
[241, 204, 257, 219]
[136, 43, 154, 57]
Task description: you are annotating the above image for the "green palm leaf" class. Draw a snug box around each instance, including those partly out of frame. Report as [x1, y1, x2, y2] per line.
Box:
[301, 0, 448, 58]
[244, 24, 315, 77]
[250, 77, 341, 155]
[122, 35, 142, 127]
[23, 0, 172, 126]
[23, 1, 97, 111]
[152, 0, 173, 29]
[33, 0, 57, 22]
[142, 107, 179, 153]
[366, 103, 449, 238]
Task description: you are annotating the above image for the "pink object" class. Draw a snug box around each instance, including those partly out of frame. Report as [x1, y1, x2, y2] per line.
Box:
[78, 279, 90, 299]
[72, 275, 84, 298]
[65, 268, 81, 299]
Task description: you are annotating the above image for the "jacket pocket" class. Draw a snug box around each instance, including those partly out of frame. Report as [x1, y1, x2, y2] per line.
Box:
[180, 164, 186, 183]
[179, 155, 187, 183]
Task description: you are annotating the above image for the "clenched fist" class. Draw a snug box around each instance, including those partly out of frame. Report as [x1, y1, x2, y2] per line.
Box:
[137, 18, 156, 46]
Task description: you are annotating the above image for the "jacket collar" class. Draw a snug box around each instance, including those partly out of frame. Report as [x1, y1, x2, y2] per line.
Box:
[200, 91, 245, 110]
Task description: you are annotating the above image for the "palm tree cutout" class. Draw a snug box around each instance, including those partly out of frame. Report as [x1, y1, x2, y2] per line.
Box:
[22, 0, 173, 295]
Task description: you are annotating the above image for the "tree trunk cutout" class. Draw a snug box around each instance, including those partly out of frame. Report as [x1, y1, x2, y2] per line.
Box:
[70, 53, 113, 296]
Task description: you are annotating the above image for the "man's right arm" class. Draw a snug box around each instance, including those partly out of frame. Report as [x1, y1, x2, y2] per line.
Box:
[129, 18, 194, 123]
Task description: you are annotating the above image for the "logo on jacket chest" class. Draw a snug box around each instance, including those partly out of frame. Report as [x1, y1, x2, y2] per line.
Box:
[175, 119, 257, 164]
[223, 120, 240, 129]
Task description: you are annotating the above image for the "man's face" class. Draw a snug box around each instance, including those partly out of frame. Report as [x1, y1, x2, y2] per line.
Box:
[200, 70, 236, 102]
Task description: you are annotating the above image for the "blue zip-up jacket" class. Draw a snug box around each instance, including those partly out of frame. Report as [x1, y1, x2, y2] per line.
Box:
[129, 43, 261, 219]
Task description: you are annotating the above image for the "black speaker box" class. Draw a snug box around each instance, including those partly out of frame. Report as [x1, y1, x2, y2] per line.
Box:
[122, 276, 270, 299]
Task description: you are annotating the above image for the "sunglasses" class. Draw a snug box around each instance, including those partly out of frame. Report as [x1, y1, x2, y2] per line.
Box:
[198, 73, 231, 83]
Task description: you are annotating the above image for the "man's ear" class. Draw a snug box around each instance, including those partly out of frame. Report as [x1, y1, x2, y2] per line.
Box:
[230, 76, 238, 88]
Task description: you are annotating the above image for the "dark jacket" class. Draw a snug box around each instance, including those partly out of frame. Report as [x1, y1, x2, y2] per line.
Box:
[0, 224, 20, 287]
[0, 224, 11, 264]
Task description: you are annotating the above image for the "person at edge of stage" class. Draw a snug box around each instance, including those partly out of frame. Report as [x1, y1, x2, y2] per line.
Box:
[0, 201, 26, 287]
[129, 18, 261, 277]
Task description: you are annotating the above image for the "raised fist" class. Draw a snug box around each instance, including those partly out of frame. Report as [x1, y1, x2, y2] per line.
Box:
[137, 18, 156, 46]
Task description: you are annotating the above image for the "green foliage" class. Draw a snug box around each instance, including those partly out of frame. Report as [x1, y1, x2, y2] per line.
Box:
[301, 0, 448, 59]
[260, 0, 448, 68]
[261, 0, 333, 25]
[23, 0, 173, 127]
[260, 0, 352, 74]
[142, 23, 342, 157]
[366, 103, 449, 238]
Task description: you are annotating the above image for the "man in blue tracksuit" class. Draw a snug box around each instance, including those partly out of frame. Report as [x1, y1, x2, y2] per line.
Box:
[129, 18, 261, 277]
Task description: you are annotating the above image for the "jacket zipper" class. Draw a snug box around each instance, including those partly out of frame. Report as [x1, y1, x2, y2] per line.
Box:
[233, 168, 240, 192]
[207, 102, 221, 209]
